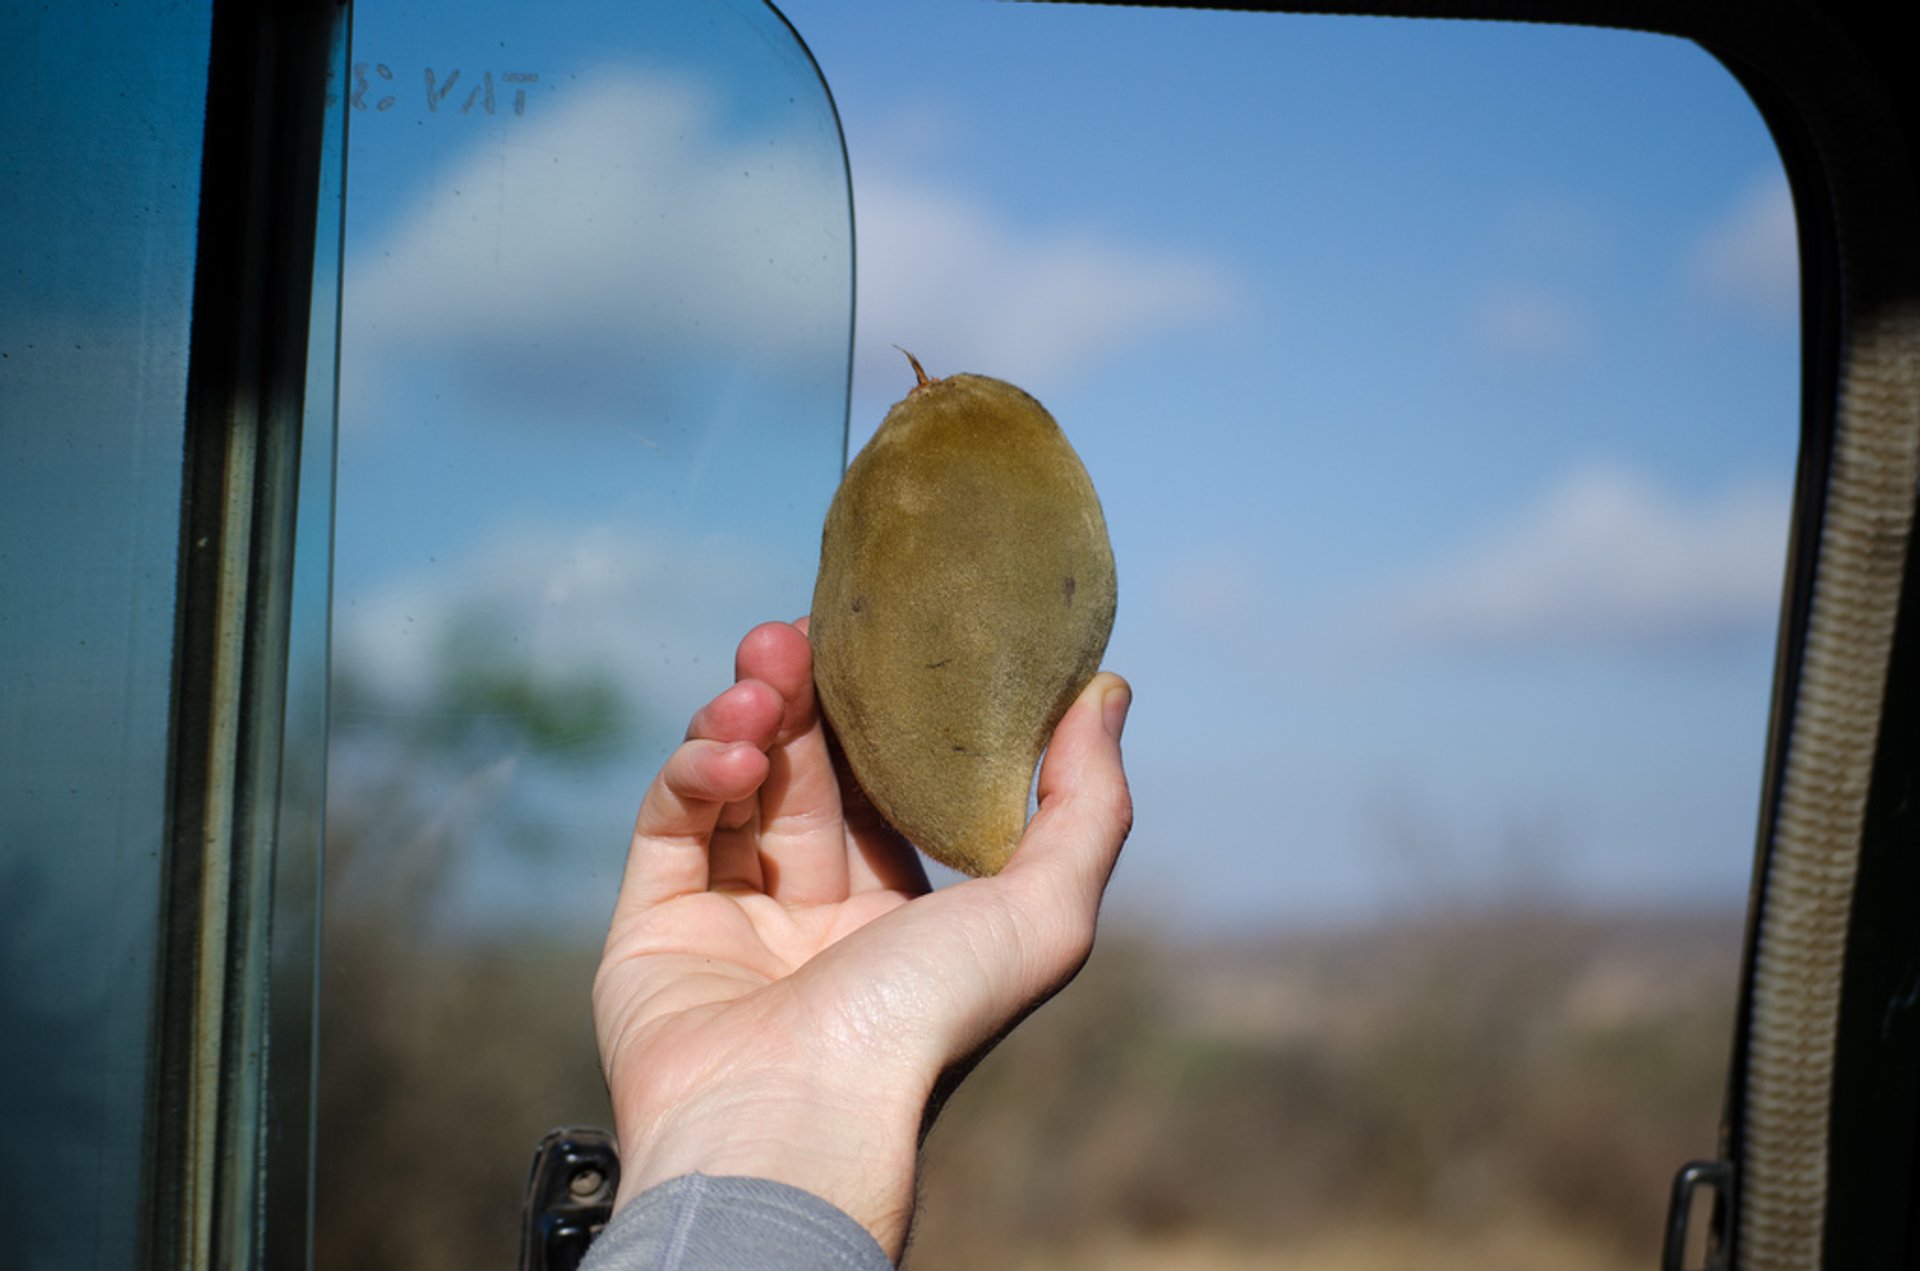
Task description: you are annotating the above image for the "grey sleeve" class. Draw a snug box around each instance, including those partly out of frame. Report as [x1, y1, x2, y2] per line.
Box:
[576, 1174, 895, 1271]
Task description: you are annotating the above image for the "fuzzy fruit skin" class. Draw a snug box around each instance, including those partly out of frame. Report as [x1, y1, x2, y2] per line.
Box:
[810, 372, 1117, 877]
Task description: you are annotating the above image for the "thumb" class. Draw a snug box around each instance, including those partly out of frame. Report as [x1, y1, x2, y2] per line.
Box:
[1003, 671, 1134, 924]
[809, 673, 1132, 1078]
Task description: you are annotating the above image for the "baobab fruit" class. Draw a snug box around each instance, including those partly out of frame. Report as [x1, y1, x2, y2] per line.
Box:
[810, 353, 1117, 876]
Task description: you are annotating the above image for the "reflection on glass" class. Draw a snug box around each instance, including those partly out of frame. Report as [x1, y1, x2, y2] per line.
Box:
[0, 3, 211, 1263]
[318, 1, 852, 1264]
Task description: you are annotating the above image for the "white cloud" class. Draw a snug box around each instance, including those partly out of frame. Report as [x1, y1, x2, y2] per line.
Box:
[848, 174, 1248, 410]
[1380, 463, 1789, 649]
[346, 69, 852, 377]
[336, 521, 793, 725]
[1692, 173, 1798, 321]
[1466, 282, 1588, 363]
[346, 64, 1246, 435]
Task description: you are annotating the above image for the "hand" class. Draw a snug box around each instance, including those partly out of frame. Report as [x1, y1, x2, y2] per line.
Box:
[592, 619, 1132, 1258]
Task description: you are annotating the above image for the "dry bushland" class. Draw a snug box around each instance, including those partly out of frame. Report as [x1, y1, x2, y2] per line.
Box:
[907, 904, 1737, 1270]
[315, 888, 1737, 1269]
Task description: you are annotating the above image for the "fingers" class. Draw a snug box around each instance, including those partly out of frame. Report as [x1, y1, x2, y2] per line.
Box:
[736, 621, 858, 903]
[616, 615, 1002, 926]
[622, 623, 813, 907]
[687, 678, 784, 891]
[616, 654, 788, 912]
[684, 676, 785, 746]
[614, 736, 772, 919]
[735, 621, 816, 743]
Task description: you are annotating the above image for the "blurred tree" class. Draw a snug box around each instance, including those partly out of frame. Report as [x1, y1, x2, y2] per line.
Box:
[317, 606, 634, 1271]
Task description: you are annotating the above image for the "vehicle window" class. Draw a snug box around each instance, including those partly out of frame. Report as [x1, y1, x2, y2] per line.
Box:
[318, 3, 1793, 1268]
[316, 2, 853, 1265]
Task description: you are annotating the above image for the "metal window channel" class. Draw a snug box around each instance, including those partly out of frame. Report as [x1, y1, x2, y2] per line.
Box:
[147, 1, 347, 1267]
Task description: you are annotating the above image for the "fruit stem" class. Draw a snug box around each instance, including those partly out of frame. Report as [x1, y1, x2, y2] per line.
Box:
[895, 346, 935, 391]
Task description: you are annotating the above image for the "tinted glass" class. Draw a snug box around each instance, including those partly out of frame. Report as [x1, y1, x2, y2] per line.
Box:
[0, 1, 213, 1262]
[317, 3, 854, 1265]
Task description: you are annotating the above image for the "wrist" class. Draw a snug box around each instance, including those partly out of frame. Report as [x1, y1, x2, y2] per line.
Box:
[611, 1069, 930, 1259]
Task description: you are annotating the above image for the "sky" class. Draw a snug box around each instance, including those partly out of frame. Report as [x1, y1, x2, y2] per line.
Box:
[332, 0, 1799, 935]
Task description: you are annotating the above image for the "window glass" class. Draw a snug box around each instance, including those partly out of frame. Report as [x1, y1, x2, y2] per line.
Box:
[317, 2, 853, 1264]
[263, 12, 352, 1258]
[0, 3, 213, 1262]
[778, 4, 1791, 1267]
[319, 1, 1794, 1267]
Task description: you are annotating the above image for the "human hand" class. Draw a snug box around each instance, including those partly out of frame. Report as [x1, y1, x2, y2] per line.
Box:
[592, 619, 1131, 1258]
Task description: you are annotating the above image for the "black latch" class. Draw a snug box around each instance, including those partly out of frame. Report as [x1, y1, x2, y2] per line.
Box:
[519, 1126, 621, 1271]
[1663, 1157, 1734, 1271]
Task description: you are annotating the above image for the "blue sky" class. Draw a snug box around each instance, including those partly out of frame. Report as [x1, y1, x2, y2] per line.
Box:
[334, 0, 1798, 933]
